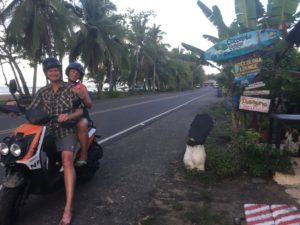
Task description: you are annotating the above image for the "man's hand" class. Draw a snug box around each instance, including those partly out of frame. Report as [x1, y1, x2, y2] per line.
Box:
[57, 113, 69, 122]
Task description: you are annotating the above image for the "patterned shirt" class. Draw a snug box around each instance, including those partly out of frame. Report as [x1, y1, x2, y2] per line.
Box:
[27, 82, 78, 139]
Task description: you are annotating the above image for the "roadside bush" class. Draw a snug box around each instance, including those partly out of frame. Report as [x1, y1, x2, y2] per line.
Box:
[102, 91, 123, 98]
[206, 147, 241, 178]
[237, 129, 293, 177]
[240, 143, 293, 177]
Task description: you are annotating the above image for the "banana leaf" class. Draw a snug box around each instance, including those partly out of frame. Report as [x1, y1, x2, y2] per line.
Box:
[197, 0, 230, 39]
[235, 0, 259, 31]
[181, 42, 221, 70]
[202, 34, 219, 44]
[266, 0, 300, 29]
[181, 42, 205, 57]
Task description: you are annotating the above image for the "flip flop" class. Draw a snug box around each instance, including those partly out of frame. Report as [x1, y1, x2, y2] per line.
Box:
[59, 220, 70, 225]
[74, 160, 87, 167]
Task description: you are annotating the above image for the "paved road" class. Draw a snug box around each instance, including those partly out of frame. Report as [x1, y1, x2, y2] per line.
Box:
[0, 87, 221, 225]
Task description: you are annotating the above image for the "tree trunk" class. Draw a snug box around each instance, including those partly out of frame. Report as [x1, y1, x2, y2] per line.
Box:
[152, 64, 156, 91]
[10, 59, 30, 96]
[32, 60, 38, 96]
[107, 61, 113, 92]
[226, 69, 238, 144]
[3, 48, 30, 96]
[132, 49, 139, 86]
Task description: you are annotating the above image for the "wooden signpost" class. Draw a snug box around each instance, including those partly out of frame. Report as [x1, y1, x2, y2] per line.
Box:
[243, 90, 270, 96]
[239, 96, 271, 113]
[245, 81, 265, 90]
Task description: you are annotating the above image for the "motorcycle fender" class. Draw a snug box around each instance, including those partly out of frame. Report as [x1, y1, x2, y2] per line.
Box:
[3, 171, 25, 188]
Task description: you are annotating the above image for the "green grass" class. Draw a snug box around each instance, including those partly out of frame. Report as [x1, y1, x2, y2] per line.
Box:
[138, 215, 157, 225]
[183, 206, 230, 225]
[171, 202, 184, 211]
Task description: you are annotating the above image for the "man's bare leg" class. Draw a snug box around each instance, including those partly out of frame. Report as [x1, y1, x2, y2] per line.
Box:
[60, 151, 76, 224]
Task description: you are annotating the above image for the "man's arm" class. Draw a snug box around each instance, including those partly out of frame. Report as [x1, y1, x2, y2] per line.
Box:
[57, 108, 83, 122]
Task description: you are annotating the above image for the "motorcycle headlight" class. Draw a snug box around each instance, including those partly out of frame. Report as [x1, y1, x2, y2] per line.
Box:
[10, 143, 22, 157]
[0, 143, 9, 155]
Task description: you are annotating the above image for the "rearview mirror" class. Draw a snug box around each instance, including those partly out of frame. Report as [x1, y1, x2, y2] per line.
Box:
[9, 79, 18, 94]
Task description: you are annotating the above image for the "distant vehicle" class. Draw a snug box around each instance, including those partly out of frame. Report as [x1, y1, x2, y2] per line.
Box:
[213, 84, 219, 88]
[128, 85, 146, 93]
[195, 84, 201, 88]
[203, 79, 217, 87]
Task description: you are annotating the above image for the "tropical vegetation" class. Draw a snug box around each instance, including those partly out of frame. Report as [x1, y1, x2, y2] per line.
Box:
[183, 0, 300, 142]
[0, 0, 205, 99]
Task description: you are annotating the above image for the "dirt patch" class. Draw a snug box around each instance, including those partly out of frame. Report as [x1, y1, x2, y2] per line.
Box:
[136, 162, 298, 225]
[136, 103, 299, 225]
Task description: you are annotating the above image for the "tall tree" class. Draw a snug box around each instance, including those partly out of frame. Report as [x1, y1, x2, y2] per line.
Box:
[123, 9, 155, 87]
[143, 24, 169, 91]
[2, 0, 77, 95]
[69, 0, 127, 94]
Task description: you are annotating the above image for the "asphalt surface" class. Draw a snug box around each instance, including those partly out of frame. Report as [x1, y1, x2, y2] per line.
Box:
[0, 88, 222, 225]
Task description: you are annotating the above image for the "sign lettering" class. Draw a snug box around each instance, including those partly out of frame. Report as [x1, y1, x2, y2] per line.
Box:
[239, 96, 271, 113]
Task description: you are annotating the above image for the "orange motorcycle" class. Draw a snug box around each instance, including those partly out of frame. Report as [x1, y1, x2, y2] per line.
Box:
[0, 80, 103, 225]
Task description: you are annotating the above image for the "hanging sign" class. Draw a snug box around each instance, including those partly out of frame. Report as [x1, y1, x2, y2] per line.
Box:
[232, 55, 263, 85]
[239, 96, 271, 113]
[204, 29, 281, 61]
[243, 90, 270, 96]
[245, 81, 265, 90]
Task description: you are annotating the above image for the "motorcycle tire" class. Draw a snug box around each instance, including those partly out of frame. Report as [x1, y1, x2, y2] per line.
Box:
[0, 185, 24, 225]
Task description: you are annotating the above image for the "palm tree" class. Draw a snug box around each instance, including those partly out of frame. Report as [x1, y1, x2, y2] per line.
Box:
[123, 9, 155, 87]
[69, 0, 127, 94]
[2, 0, 78, 95]
[143, 24, 169, 91]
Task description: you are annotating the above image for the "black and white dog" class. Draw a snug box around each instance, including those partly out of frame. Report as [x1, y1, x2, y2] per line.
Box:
[183, 114, 214, 171]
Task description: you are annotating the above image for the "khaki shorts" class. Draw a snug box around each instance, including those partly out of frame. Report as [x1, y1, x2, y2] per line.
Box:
[56, 134, 79, 152]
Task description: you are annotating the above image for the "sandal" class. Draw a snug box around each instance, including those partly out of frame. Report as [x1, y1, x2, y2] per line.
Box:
[59, 220, 71, 225]
[59, 209, 72, 225]
[74, 160, 87, 167]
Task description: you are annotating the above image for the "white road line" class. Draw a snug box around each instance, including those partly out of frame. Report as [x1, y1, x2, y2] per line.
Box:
[90, 92, 194, 115]
[97, 92, 210, 144]
[0, 128, 14, 135]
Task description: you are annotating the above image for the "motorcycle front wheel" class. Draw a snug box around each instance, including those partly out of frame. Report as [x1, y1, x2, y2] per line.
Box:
[0, 184, 24, 225]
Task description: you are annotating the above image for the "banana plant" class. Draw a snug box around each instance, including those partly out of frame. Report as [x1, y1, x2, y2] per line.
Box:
[196, 0, 231, 40]
[265, 0, 299, 32]
[181, 43, 221, 71]
[235, 0, 264, 31]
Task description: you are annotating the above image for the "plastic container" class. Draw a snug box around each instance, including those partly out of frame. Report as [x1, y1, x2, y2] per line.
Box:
[226, 95, 240, 112]
[216, 88, 222, 97]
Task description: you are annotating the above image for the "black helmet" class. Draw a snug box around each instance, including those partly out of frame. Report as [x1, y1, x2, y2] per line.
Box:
[65, 62, 85, 80]
[42, 57, 62, 73]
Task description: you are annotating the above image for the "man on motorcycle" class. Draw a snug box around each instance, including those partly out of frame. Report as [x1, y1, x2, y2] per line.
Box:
[65, 62, 92, 166]
[26, 57, 82, 225]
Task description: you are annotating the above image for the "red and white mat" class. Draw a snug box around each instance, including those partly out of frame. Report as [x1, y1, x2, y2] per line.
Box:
[244, 204, 300, 225]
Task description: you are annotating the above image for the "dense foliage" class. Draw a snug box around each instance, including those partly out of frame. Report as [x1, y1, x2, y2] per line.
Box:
[0, 0, 205, 96]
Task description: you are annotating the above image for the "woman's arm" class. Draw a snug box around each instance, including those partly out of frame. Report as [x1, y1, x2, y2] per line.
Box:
[80, 84, 92, 108]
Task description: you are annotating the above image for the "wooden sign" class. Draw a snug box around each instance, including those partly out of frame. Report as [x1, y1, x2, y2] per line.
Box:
[243, 90, 270, 96]
[232, 56, 262, 77]
[245, 81, 265, 90]
[239, 96, 271, 113]
[232, 55, 263, 85]
[204, 29, 281, 61]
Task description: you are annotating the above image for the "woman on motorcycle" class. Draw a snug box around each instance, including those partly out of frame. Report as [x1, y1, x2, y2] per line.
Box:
[65, 62, 92, 166]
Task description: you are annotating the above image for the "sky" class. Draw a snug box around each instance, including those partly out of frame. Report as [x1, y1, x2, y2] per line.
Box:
[111, 0, 268, 74]
[0, 0, 276, 87]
